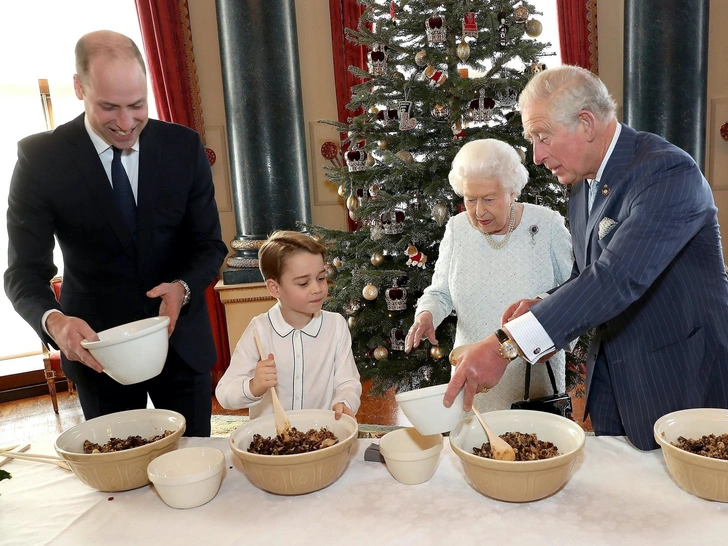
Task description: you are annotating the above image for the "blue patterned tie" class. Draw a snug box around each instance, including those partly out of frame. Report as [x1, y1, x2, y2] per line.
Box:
[111, 147, 137, 239]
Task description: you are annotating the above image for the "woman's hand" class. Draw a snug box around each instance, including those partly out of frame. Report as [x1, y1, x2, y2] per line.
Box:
[405, 311, 437, 353]
[249, 353, 277, 397]
[501, 298, 540, 326]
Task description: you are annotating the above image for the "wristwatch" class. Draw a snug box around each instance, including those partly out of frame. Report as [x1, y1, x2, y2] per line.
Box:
[494, 329, 520, 361]
[173, 279, 191, 306]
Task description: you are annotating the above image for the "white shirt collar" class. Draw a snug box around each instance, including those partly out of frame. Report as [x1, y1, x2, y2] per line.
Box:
[83, 114, 140, 155]
[268, 302, 323, 338]
[594, 122, 622, 183]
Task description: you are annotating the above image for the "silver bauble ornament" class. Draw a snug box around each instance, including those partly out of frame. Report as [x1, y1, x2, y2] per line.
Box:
[370, 224, 384, 241]
[431, 103, 449, 121]
[414, 50, 427, 67]
[432, 203, 448, 227]
[362, 284, 379, 300]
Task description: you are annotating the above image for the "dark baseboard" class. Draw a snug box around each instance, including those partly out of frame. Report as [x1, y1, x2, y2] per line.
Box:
[0, 372, 70, 404]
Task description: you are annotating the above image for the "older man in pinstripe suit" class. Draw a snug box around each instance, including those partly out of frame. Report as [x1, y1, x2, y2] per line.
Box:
[444, 65, 728, 451]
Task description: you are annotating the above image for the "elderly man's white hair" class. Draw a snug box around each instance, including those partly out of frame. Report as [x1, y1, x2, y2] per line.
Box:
[448, 139, 529, 198]
[519, 65, 617, 130]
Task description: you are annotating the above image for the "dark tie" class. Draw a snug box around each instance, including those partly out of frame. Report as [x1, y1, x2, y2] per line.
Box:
[111, 146, 137, 239]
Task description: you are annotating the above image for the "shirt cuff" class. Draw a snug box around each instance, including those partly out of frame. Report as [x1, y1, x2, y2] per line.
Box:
[536, 292, 550, 300]
[42, 309, 63, 337]
[242, 378, 263, 402]
[504, 311, 555, 364]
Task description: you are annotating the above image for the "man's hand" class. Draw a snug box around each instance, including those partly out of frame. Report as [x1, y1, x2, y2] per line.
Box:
[249, 353, 277, 398]
[405, 311, 437, 353]
[333, 403, 356, 420]
[443, 335, 509, 411]
[501, 298, 540, 326]
[45, 312, 103, 372]
[146, 281, 186, 335]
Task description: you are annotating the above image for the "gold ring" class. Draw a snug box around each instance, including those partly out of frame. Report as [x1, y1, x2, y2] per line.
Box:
[480, 387, 490, 394]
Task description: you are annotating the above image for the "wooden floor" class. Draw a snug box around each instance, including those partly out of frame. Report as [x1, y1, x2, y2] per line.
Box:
[0, 381, 589, 446]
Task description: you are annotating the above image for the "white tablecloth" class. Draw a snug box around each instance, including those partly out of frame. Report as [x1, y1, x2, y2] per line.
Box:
[1, 435, 726, 546]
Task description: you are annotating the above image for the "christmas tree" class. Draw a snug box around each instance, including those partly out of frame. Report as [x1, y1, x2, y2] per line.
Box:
[311, 0, 585, 395]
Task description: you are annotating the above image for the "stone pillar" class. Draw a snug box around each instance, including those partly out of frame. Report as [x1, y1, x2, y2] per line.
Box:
[623, 0, 709, 171]
[216, 0, 311, 284]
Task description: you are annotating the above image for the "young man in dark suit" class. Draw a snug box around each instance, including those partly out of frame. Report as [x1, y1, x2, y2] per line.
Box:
[4, 30, 228, 436]
[444, 65, 728, 451]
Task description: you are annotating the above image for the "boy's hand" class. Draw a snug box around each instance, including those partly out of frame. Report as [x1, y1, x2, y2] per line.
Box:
[333, 403, 356, 421]
[250, 353, 277, 398]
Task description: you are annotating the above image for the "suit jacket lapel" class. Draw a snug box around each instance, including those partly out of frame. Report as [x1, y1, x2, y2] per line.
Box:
[65, 115, 137, 260]
[136, 122, 162, 272]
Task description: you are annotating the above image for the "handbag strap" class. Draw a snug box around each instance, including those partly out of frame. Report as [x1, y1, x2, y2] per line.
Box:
[523, 360, 559, 401]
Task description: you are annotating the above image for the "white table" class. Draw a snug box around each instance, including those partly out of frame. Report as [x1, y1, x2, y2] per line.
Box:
[1, 435, 726, 546]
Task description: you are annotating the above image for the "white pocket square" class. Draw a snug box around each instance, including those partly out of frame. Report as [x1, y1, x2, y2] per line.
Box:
[598, 217, 618, 239]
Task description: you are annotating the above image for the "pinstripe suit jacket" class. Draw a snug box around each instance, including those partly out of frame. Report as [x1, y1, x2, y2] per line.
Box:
[532, 124, 728, 450]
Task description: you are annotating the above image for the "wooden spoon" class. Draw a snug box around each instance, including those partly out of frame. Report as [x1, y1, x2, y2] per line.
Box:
[0, 450, 72, 471]
[252, 328, 291, 436]
[471, 405, 516, 461]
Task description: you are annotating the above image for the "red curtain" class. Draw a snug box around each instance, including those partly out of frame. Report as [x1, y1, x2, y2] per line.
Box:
[135, 0, 231, 385]
[328, 0, 368, 232]
[556, 0, 599, 73]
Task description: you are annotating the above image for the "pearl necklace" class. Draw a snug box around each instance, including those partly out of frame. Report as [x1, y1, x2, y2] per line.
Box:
[482, 203, 516, 250]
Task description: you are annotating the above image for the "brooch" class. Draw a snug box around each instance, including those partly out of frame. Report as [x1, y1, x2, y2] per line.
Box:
[529, 225, 539, 245]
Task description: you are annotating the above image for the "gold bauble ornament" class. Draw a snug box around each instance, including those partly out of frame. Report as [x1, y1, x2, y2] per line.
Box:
[311, 233, 322, 242]
[395, 150, 414, 164]
[430, 345, 446, 359]
[373, 346, 388, 360]
[346, 194, 360, 211]
[392, 71, 405, 80]
[365, 154, 376, 167]
[414, 50, 427, 67]
[456, 40, 470, 62]
[526, 19, 543, 37]
[370, 252, 384, 266]
[348, 316, 356, 328]
[337, 184, 346, 198]
[369, 106, 379, 114]
[332, 257, 343, 268]
[349, 210, 359, 221]
[378, 140, 388, 149]
[362, 283, 379, 300]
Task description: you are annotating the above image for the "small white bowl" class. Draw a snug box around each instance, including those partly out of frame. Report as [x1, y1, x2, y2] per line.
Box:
[654, 408, 728, 502]
[81, 316, 170, 385]
[147, 447, 225, 509]
[395, 383, 465, 435]
[378, 427, 443, 485]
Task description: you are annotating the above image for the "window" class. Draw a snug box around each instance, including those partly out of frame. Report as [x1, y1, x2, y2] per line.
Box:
[0, 1, 156, 374]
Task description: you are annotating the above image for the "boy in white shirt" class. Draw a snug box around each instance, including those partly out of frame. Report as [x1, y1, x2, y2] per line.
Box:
[216, 231, 362, 420]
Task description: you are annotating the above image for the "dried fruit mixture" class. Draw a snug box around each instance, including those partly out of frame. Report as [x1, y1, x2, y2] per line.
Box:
[83, 430, 173, 454]
[672, 433, 728, 460]
[472, 431, 560, 460]
[248, 427, 338, 455]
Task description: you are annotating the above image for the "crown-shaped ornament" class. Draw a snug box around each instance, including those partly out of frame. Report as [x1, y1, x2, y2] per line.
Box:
[385, 280, 407, 311]
[425, 14, 446, 44]
[345, 142, 368, 173]
[367, 43, 388, 76]
[463, 11, 478, 38]
[380, 209, 405, 235]
[390, 328, 406, 351]
[470, 89, 496, 123]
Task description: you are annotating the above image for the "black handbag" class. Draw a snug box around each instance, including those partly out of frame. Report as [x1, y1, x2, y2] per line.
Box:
[510, 360, 573, 419]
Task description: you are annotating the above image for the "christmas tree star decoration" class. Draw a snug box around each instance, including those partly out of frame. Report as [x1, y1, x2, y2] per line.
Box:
[312, 0, 586, 396]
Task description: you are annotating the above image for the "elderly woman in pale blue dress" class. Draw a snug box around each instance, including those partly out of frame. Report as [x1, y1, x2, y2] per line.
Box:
[405, 139, 573, 412]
